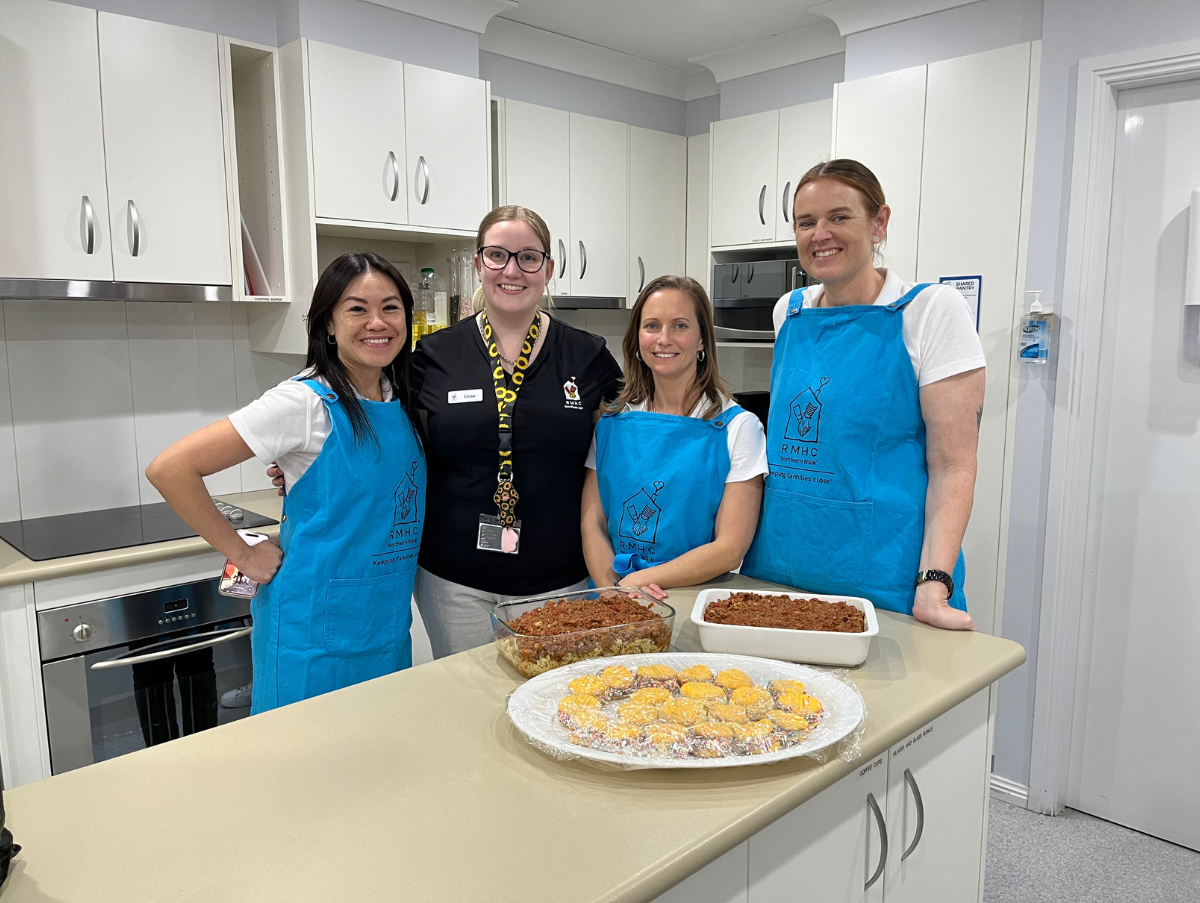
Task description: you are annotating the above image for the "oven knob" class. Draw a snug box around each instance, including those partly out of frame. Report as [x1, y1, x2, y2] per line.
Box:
[72, 623, 92, 642]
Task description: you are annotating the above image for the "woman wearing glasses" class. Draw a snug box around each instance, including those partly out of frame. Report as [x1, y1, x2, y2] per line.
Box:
[409, 206, 622, 657]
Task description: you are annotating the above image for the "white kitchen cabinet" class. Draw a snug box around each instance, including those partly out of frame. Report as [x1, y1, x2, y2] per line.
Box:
[775, 98, 834, 241]
[569, 113, 628, 299]
[653, 842, 748, 903]
[307, 41, 407, 226]
[749, 755, 888, 903]
[98, 13, 231, 285]
[501, 99, 572, 296]
[628, 126, 687, 300]
[405, 64, 490, 232]
[686, 134, 711, 292]
[0, 0, 113, 281]
[884, 690, 990, 903]
[711, 110, 778, 248]
[833, 65, 927, 279]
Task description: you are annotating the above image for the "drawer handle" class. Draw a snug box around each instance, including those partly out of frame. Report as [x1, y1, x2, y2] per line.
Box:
[128, 200, 141, 257]
[558, 238, 566, 280]
[901, 767, 925, 861]
[758, 184, 767, 225]
[417, 155, 430, 205]
[386, 151, 399, 201]
[866, 791, 888, 891]
[81, 195, 95, 255]
[782, 180, 792, 224]
[637, 256, 645, 293]
[579, 240, 587, 279]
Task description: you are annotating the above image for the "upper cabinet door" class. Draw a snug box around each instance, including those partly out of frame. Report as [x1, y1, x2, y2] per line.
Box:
[503, 99, 571, 296]
[628, 126, 687, 301]
[98, 13, 231, 285]
[405, 64, 489, 232]
[834, 65, 927, 279]
[711, 110, 779, 248]
[776, 99, 833, 242]
[307, 41, 407, 226]
[0, 0, 113, 280]
[569, 113, 628, 299]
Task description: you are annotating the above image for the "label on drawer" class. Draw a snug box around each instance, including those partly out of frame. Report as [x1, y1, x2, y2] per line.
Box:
[858, 755, 885, 778]
[893, 723, 935, 757]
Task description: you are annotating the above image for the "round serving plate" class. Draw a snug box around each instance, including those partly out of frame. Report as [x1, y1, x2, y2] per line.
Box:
[506, 652, 865, 769]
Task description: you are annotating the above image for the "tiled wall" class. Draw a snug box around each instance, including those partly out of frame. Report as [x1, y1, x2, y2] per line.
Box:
[0, 300, 304, 522]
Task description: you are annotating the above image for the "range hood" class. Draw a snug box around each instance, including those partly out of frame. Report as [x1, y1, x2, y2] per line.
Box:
[0, 279, 232, 302]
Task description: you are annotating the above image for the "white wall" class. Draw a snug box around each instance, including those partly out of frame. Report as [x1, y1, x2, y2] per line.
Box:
[0, 301, 300, 521]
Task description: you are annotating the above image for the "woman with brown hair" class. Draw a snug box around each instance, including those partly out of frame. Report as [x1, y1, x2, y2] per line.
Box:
[581, 275, 767, 598]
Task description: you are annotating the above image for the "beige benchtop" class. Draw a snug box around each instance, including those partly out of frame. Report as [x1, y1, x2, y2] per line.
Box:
[0, 490, 284, 590]
[3, 576, 1025, 903]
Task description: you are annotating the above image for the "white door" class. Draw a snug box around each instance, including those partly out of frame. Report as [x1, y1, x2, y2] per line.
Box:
[628, 126, 687, 301]
[1069, 77, 1200, 852]
[775, 99, 833, 242]
[307, 41, 407, 226]
[915, 42, 1035, 636]
[834, 65, 927, 279]
[0, 0, 113, 281]
[405, 64, 489, 231]
[884, 691, 989, 903]
[749, 754, 888, 903]
[711, 110, 778, 248]
[502, 99, 571, 296]
[98, 13, 231, 285]
[569, 113, 628, 299]
[652, 842, 748, 903]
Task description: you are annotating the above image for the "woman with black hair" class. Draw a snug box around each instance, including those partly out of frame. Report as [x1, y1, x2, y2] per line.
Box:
[147, 252, 426, 712]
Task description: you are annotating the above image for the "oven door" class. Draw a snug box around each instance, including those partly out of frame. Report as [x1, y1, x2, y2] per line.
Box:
[42, 617, 253, 775]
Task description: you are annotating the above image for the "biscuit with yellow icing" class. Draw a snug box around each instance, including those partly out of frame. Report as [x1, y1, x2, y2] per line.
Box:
[730, 686, 773, 720]
[657, 698, 705, 725]
[568, 674, 608, 697]
[616, 702, 659, 725]
[715, 669, 754, 692]
[630, 686, 672, 706]
[680, 681, 727, 701]
[676, 664, 714, 683]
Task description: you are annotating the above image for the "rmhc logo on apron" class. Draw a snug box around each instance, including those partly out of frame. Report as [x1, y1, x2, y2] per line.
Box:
[785, 376, 830, 443]
[619, 480, 665, 546]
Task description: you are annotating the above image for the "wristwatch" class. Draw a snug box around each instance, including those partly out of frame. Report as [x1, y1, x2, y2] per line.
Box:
[915, 569, 954, 599]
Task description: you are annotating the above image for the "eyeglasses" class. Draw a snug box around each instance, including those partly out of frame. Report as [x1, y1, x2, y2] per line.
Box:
[477, 246, 549, 273]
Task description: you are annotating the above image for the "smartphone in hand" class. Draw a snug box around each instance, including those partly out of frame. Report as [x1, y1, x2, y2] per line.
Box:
[218, 530, 270, 598]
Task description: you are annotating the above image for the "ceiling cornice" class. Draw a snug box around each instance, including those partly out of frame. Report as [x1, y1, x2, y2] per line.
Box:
[810, 0, 983, 36]
[481, 17, 691, 100]
[688, 20, 845, 84]
[363, 0, 518, 35]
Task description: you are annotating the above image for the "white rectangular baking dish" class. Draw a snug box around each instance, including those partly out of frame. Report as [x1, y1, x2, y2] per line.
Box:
[691, 588, 879, 667]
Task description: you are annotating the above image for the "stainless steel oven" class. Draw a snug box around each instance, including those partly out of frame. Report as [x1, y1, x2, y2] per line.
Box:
[38, 579, 253, 774]
[712, 258, 808, 341]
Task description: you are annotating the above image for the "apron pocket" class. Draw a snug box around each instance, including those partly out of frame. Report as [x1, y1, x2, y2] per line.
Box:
[767, 488, 875, 589]
[324, 575, 403, 658]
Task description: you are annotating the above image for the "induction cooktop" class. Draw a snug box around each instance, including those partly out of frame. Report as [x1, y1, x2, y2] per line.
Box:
[0, 500, 278, 561]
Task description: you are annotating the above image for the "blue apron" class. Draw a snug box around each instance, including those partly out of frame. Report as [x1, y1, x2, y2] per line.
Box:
[250, 379, 425, 714]
[595, 406, 744, 578]
[741, 286, 967, 615]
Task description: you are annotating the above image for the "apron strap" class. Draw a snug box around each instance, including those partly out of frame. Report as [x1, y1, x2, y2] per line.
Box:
[886, 283, 934, 312]
[785, 287, 807, 317]
[296, 377, 338, 405]
[709, 404, 746, 430]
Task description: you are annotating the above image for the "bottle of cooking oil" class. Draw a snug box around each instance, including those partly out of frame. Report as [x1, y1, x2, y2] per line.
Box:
[411, 268, 442, 347]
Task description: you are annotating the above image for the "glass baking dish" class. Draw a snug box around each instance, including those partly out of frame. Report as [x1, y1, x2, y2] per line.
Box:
[491, 587, 675, 678]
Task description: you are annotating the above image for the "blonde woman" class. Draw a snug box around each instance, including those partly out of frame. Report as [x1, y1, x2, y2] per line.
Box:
[582, 276, 767, 598]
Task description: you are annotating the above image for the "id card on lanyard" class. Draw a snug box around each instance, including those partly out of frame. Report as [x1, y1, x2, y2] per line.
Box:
[476, 312, 540, 554]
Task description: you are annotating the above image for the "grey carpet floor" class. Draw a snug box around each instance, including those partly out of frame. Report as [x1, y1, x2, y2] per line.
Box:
[985, 800, 1200, 902]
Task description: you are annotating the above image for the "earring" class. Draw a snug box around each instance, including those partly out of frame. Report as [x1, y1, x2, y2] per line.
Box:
[326, 333, 336, 345]
[635, 351, 642, 361]
[697, 349, 706, 362]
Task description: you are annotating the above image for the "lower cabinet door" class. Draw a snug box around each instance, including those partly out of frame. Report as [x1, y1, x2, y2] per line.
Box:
[749, 756, 889, 903]
[884, 689, 990, 903]
[652, 841, 748, 903]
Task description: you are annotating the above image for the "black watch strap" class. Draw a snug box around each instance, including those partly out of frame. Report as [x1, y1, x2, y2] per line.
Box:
[915, 569, 954, 598]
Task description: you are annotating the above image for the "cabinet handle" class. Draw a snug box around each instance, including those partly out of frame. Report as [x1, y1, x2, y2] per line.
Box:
[782, 180, 792, 224]
[558, 238, 566, 280]
[417, 155, 430, 205]
[80, 196, 95, 255]
[386, 151, 399, 201]
[731, 263, 739, 283]
[758, 184, 767, 225]
[637, 256, 645, 293]
[901, 768, 925, 861]
[866, 792, 888, 891]
[747, 263, 755, 284]
[128, 200, 141, 257]
[579, 240, 587, 279]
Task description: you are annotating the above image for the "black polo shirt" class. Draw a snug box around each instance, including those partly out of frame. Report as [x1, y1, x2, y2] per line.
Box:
[412, 315, 622, 595]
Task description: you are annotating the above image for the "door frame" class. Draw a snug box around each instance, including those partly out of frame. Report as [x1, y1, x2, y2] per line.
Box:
[1028, 38, 1200, 815]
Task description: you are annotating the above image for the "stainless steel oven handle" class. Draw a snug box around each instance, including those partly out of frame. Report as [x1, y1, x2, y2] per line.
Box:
[90, 625, 252, 670]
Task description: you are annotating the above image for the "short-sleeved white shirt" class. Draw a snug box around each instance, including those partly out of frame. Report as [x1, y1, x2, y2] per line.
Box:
[585, 396, 768, 483]
[771, 269, 986, 387]
[227, 370, 393, 490]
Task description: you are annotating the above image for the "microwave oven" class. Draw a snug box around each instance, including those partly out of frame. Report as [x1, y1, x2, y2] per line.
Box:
[712, 259, 808, 340]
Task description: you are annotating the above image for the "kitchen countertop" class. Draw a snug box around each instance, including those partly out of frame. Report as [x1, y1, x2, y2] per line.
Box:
[0, 490, 284, 590]
[1, 576, 1025, 903]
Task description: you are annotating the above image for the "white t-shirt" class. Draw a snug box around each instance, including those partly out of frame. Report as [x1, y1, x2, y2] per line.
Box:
[227, 370, 394, 490]
[585, 396, 768, 483]
[772, 269, 986, 387]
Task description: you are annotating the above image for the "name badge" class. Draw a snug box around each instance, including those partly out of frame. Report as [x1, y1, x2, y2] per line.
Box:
[449, 389, 483, 404]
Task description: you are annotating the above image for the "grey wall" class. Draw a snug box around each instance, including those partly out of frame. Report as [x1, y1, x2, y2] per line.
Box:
[686, 94, 721, 137]
[718, 53, 845, 120]
[480, 51, 686, 134]
[844, 0, 1044, 80]
[56, 0, 279, 45]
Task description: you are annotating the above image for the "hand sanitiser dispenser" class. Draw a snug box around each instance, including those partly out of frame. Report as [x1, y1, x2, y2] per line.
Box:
[1019, 291, 1051, 364]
